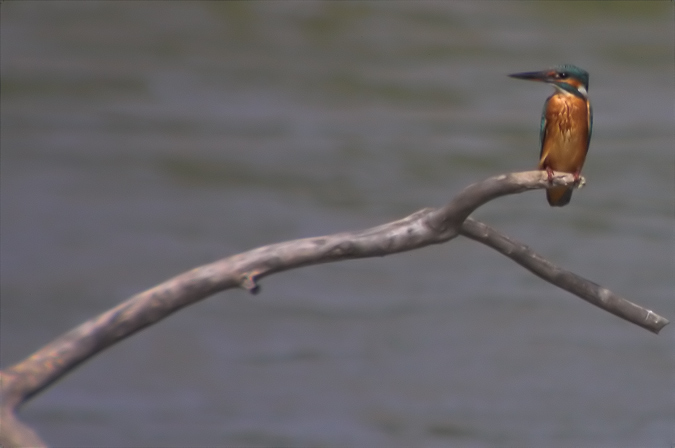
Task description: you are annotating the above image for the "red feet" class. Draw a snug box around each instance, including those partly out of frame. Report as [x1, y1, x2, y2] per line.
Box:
[544, 168, 581, 184]
[545, 167, 554, 183]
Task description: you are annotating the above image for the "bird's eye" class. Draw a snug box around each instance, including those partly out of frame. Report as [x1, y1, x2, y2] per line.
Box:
[558, 72, 569, 79]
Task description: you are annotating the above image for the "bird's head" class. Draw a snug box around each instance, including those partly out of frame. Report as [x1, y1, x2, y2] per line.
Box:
[509, 64, 589, 98]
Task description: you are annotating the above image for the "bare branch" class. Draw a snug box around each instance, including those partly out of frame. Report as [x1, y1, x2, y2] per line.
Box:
[0, 170, 668, 448]
[460, 218, 669, 334]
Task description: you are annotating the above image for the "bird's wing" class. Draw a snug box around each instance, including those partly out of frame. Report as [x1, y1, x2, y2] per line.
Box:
[587, 100, 593, 148]
[538, 96, 551, 167]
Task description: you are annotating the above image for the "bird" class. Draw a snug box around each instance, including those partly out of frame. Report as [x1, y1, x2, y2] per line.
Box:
[509, 64, 593, 206]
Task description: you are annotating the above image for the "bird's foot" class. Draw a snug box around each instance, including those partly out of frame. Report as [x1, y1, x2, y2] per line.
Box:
[545, 167, 555, 183]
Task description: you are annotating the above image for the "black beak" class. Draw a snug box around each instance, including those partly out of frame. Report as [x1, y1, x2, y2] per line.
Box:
[508, 70, 551, 82]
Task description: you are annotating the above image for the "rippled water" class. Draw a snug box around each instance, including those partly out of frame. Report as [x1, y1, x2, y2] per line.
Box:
[2, 2, 673, 446]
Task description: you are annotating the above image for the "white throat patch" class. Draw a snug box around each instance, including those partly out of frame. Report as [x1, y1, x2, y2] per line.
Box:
[554, 83, 587, 98]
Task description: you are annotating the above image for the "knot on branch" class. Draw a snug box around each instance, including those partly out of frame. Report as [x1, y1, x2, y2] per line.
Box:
[239, 272, 261, 294]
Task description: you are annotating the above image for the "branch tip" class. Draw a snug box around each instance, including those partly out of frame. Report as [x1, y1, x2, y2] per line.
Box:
[575, 175, 586, 189]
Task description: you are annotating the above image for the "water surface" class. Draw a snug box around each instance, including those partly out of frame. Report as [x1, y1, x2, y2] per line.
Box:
[1, 2, 673, 446]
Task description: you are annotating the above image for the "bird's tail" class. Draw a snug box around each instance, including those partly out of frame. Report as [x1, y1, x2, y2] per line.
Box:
[546, 186, 573, 207]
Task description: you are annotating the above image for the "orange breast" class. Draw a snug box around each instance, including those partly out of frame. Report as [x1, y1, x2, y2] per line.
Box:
[538, 94, 590, 174]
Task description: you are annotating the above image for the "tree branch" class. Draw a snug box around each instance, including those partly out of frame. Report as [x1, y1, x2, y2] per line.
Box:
[0, 170, 668, 447]
[459, 218, 669, 333]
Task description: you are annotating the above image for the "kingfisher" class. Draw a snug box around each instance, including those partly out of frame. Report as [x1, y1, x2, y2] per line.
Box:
[509, 64, 593, 206]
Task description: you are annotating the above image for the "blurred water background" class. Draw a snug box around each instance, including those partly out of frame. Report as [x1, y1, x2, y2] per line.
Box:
[1, 2, 674, 446]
